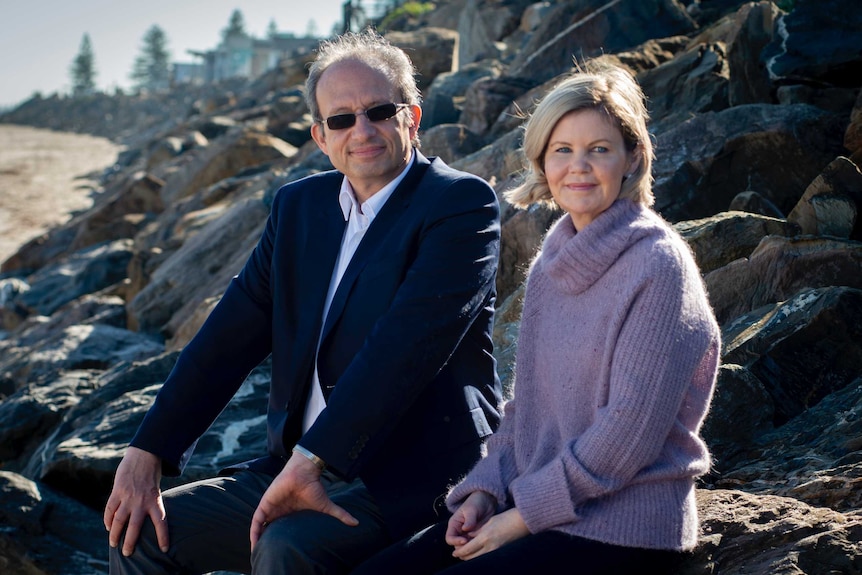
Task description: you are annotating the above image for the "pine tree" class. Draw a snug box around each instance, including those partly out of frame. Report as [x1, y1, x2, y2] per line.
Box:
[70, 33, 97, 96]
[266, 18, 278, 39]
[130, 25, 171, 92]
[222, 9, 247, 40]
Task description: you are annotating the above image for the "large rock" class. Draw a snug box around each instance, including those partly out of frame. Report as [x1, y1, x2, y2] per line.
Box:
[678, 489, 862, 574]
[787, 156, 862, 240]
[653, 104, 848, 222]
[704, 235, 862, 324]
[713, 374, 862, 513]
[761, 0, 862, 88]
[386, 28, 460, 92]
[126, 192, 269, 337]
[0, 471, 108, 575]
[508, 0, 696, 84]
[158, 127, 297, 204]
[12, 239, 134, 321]
[639, 41, 730, 130]
[674, 210, 792, 274]
[720, 286, 862, 426]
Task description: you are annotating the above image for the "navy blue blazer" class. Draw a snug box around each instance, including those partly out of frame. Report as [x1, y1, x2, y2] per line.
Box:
[131, 152, 503, 538]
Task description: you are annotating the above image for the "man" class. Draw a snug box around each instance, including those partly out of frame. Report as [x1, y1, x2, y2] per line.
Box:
[104, 30, 502, 575]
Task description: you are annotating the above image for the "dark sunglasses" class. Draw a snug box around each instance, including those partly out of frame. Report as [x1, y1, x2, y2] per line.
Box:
[322, 103, 410, 130]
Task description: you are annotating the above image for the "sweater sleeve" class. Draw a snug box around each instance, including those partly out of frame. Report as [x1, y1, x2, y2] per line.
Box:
[510, 241, 720, 534]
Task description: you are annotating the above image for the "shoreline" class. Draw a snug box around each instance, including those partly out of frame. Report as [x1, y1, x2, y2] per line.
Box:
[0, 124, 123, 265]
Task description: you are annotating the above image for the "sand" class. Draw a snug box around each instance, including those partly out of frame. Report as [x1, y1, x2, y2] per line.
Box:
[0, 124, 123, 265]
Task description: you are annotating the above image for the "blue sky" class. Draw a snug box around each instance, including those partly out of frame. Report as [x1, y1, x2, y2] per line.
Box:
[0, 0, 347, 108]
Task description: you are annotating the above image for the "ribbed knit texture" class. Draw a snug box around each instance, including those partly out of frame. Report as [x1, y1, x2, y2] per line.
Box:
[447, 199, 721, 551]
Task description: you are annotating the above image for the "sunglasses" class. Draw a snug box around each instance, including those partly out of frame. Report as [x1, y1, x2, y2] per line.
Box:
[321, 103, 410, 130]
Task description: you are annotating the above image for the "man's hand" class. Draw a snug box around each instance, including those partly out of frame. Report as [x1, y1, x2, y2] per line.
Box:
[103, 447, 168, 557]
[249, 451, 358, 550]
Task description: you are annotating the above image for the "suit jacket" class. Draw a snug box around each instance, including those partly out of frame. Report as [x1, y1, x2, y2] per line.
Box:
[131, 151, 503, 538]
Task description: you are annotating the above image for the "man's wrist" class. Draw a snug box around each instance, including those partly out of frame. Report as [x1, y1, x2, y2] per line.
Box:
[292, 444, 326, 471]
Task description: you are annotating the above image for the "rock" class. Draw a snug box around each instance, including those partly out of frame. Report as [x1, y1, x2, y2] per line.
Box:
[457, 0, 528, 66]
[762, 0, 862, 88]
[421, 124, 486, 165]
[674, 210, 792, 274]
[450, 128, 523, 190]
[652, 103, 848, 222]
[387, 28, 459, 92]
[678, 489, 862, 574]
[727, 190, 785, 218]
[14, 239, 134, 319]
[508, 0, 696, 84]
[70, 172, 165, 251]
[714, 373, 862, 512]
[158, 127, 297, 204]
[0, 322, 163, 391]
[497, 204, 560, 302]
[787, 156, 862, 240]
[639, 41, 730, 130]
[127, 193, 269, 336]
[0, 471, 108, 575]
[704, 235, 862, 324]
[420, 62, 501, 130]
[845, 89, 862, 156]
[701, 363, 775, 474]
[721, 286, 862, 425]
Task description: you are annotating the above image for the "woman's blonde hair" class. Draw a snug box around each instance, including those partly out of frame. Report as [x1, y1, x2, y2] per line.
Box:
[505, 60, 655, 209]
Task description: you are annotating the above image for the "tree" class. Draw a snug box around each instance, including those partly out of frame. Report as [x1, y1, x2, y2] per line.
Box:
[266, 18, 278, 39]
[222, 9, 247, 40]
[70, 33, 97, 96]
[304, 19, 319, 38]
[130, 25, 171, 92]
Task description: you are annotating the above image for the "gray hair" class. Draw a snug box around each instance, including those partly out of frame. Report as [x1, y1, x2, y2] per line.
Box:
[505, 60, 655, 209]
[306, 30, 422, 123]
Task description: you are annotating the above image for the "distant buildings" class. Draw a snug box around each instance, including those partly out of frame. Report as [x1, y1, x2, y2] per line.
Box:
[173, 31, 319, 87]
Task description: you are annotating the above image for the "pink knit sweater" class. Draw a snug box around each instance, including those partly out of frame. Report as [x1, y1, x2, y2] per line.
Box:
[447, 198, 721, 550]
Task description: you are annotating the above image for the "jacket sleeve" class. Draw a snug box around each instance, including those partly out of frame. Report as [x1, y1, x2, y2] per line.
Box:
[130, 193, 280, 476]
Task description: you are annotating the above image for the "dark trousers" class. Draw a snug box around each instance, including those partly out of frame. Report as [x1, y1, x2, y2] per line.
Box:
[109, 469, 389, 575]
[350, 520, 685, 575]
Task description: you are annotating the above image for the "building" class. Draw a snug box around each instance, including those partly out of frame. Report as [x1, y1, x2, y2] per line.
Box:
[181, 31, 319, 86]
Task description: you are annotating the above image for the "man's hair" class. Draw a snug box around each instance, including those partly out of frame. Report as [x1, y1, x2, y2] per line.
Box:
[306, 29, 422, 124]
[505, 60, 655, 209]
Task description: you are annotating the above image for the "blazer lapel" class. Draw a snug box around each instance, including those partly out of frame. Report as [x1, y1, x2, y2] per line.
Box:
[321, 153, 431, 342]
[296, 179, 347, 341]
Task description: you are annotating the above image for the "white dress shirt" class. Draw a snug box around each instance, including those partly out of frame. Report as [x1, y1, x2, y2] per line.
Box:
[302, 152, 415, 433]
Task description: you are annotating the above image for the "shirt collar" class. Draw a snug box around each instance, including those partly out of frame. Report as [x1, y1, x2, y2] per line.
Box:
[337, 150, 415, 221]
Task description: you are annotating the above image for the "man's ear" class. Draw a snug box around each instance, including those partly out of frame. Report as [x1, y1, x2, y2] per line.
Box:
[311, 122, 328, 155]
[408, 104, 422, 139]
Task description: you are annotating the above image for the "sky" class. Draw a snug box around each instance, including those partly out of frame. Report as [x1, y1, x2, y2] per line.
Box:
[1, 0, 348, 109]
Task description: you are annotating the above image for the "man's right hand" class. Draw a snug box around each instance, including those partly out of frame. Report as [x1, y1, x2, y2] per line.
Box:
[103, 446, 169, 557]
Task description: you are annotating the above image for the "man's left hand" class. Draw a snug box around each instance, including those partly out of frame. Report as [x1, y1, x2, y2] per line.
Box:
[250, 452, 358, 549]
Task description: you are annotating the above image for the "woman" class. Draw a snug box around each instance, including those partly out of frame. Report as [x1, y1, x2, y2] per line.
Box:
[352, 61, 721, 575]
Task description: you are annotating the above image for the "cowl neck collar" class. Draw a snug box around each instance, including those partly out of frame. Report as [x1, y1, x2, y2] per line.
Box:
[536, 199, 644, 294]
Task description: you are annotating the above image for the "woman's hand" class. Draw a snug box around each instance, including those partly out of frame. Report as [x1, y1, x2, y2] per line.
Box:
[445, 490, 497, 548]
[449, 507, 530, 561]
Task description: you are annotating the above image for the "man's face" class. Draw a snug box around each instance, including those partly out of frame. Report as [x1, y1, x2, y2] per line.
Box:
[311, 59, 421, 202]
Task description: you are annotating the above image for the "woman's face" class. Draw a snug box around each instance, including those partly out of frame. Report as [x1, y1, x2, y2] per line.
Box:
[543, 108, 639, 231]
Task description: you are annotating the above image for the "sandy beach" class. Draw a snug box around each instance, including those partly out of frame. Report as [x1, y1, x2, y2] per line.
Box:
[0, 124, 123, 265]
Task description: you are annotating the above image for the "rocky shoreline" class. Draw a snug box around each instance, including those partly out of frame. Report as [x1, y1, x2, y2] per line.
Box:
[1, 1, 862, 573]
